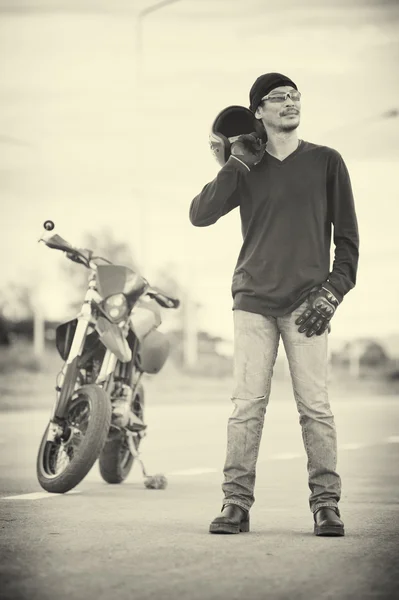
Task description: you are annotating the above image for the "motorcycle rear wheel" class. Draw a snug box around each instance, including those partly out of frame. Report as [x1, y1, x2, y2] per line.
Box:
[98, 434, 137, 484]
[98, 384, 144, 484]
[36, 384, 111, 493]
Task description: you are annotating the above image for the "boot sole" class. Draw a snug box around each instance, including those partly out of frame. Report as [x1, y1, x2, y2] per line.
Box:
[314, 524, 345, 537]
[209, 521, 250, 534]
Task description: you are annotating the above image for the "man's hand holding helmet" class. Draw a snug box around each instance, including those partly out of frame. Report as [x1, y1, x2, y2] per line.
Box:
[230, 133, 266, 168]
[209, 105, 267, 169]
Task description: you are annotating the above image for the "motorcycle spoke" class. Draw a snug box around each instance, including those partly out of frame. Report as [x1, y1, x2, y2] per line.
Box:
[54, 446, 71, 474]
[41, 397, 92, 478]
[45, 442, 70, 476]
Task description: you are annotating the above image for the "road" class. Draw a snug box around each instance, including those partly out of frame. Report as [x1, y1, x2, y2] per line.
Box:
[1, 385, 399, 600]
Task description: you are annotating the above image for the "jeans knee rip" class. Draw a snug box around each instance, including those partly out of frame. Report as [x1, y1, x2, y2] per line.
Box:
[232, 395, 266, 401]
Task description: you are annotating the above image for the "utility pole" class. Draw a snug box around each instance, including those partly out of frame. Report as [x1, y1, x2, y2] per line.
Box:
[134, 0, 183, 275]
[31, 278, 45, 363]
[348, 342, 362, 379]
[33, 302, 45, 360]
[181, 288, 198, 369]
[134, 1, 197, 369]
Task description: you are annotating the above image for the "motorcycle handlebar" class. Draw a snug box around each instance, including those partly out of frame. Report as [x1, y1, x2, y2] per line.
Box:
[40, 222, 180, 309]
[146, 289, 180, 309]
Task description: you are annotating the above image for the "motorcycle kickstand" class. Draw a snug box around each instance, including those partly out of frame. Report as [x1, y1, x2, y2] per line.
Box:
[126, 431, 168, 490]
[126, 432, 148, 477]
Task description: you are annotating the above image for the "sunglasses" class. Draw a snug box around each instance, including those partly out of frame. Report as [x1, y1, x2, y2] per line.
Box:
[261, 91, 301, 104]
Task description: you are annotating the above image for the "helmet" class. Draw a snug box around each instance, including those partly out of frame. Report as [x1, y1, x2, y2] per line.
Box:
[209, 105, 267, 167]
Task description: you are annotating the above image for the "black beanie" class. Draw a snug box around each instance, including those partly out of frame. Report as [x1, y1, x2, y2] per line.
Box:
[249, 72, 298, 113]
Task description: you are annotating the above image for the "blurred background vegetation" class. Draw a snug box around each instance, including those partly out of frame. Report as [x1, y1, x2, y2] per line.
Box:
[1, 0, 398, 405]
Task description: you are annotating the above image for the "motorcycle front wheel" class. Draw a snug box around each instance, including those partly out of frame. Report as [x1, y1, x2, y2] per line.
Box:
[36, 384, 112, 493]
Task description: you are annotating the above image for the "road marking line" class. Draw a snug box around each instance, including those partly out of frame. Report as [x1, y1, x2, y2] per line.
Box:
[1, 490, 81, 501]
[3, 438, 396, 498]
[167, 468, 218, 476]
[340, 443, 366, 450]
[271, 452, 304, 460]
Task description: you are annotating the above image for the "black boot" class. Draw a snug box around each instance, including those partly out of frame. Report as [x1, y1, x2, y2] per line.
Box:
[209, 504, 250, 534]
[314, 507, 345, 537]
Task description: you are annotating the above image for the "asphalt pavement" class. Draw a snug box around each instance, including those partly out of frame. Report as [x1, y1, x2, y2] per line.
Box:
[1, 385, 399, 600]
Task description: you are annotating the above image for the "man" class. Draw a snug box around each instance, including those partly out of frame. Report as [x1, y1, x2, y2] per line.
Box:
[189, 72, 359, 536]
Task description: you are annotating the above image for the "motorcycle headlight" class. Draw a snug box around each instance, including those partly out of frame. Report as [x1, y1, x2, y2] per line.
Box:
[103, 293, 128, 322]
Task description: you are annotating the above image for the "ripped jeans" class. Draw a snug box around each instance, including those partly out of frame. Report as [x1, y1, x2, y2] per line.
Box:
[222, 303, 341, 515]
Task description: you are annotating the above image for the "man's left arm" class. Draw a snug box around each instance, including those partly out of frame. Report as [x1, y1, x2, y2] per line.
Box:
[323, 152, 360, 302]
[296, 152, 359, 337]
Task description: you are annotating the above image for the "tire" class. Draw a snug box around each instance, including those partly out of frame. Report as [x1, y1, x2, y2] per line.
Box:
[98, 435, 136, 484]
[99, 384, 144, 484]
[36, 384, 112, 494]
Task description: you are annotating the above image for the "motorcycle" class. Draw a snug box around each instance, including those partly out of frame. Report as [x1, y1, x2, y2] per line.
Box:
[36, 220, 180, 494]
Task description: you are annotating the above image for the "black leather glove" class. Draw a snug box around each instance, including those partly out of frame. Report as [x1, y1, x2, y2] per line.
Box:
[295, 285, 340, 337]
[230, 133, 266, 168]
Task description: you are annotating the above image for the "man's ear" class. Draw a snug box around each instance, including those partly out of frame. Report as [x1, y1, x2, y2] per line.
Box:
[254, 107, 262, 119]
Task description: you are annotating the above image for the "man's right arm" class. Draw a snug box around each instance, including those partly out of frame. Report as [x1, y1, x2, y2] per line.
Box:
[189, 156, 249, 227]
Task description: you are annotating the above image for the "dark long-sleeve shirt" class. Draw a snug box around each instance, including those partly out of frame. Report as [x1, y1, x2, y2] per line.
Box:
[189, 140, 359, 317]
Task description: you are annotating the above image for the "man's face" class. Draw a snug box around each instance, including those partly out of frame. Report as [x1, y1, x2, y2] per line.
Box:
[255, 86, 301, 133]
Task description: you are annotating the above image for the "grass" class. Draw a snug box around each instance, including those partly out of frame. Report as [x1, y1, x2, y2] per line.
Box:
[0, 342, 398, 413]
[0, 342, 63, 412]
[0, 344, 42, 375]
[0, 342, 234, 412]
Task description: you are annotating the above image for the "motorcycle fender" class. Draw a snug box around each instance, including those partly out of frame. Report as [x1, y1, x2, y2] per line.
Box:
[55, 319, 77, 360]
[96, 316, 132, 363]
[137, 329, 170, 374]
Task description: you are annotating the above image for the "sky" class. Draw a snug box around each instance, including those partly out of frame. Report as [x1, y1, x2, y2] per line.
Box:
[0, 0, 399, 345]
